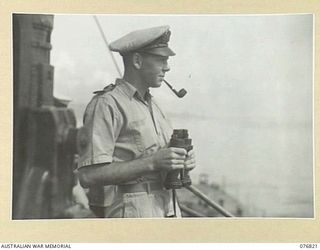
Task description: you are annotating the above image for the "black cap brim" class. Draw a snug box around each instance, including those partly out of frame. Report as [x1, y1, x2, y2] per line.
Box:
[142, 46, 176, 57]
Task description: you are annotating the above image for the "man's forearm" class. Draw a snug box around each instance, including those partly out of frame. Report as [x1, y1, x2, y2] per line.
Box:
[78, 156, 155, 188]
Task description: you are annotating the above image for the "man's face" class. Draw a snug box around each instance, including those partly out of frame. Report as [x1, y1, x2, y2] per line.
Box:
[139, 53, 170, 88]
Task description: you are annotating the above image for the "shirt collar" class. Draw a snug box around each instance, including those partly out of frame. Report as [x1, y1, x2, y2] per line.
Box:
[115, 78, 137, 99]
[116, 78, 153, 102]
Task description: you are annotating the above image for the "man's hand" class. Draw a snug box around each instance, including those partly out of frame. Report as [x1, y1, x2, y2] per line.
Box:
[152, 147, 187, 171]
[184, 149, 196, 171]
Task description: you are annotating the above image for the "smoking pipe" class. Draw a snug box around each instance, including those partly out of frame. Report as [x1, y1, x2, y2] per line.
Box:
[163, 79, 187, 98]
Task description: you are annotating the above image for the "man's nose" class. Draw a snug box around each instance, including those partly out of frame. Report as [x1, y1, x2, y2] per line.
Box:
[163, 63, 170, 72]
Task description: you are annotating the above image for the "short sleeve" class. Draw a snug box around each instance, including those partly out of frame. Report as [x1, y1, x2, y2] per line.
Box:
[78, 95, 122, 168]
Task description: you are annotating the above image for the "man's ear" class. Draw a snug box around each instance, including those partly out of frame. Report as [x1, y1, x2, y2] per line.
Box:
[132, 52, 143, 69]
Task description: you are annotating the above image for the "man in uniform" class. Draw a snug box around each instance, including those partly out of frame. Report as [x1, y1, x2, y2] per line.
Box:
[78, 25, 196, 218]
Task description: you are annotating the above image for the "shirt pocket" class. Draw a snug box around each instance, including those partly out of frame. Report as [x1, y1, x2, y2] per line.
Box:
[128, 117, 157, 153]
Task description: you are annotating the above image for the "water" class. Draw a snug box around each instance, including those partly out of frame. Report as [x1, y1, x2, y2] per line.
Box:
[70, 102, 313, 217]
[171, 114, 314, 217]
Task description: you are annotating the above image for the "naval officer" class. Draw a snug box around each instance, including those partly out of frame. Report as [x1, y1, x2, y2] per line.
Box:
[78, 25, 196, 217]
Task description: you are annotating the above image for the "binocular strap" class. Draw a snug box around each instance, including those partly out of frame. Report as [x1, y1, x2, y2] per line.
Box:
[172, 189, 177, 218]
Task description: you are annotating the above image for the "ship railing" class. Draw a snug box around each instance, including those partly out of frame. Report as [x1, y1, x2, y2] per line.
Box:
[180, 185, 234, 217]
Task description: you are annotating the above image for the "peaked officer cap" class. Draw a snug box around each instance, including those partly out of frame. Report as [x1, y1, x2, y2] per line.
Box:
[109, 25, 175, 57]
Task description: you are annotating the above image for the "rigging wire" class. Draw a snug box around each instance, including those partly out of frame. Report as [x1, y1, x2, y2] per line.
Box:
[92, 15, 122, 77]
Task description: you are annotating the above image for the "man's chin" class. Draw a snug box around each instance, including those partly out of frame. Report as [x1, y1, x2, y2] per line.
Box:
[150, 81, 162, 88]
[150, 85, 161, 88]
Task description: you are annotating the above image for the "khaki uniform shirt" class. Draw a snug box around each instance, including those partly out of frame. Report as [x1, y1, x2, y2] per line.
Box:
[78, 79, 180, 217]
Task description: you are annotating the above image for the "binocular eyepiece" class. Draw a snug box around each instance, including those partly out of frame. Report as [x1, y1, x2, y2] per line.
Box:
[164, 129, 193, 190]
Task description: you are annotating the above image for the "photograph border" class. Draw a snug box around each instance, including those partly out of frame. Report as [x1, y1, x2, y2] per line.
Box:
[0, 0, 319, 243]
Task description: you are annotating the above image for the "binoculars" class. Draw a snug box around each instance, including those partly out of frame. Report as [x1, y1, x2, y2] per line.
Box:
[164, 129, 193, 189]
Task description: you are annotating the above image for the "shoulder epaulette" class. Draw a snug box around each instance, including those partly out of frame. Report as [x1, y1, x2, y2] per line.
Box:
[93, 84, 116, 95]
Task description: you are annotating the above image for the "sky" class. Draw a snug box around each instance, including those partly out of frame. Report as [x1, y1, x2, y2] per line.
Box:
[51, 14, 312, 124]
[51, 14, 313, 217]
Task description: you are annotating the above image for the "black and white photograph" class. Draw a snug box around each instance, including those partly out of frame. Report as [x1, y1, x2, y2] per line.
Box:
[12, 13, 314, 220]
